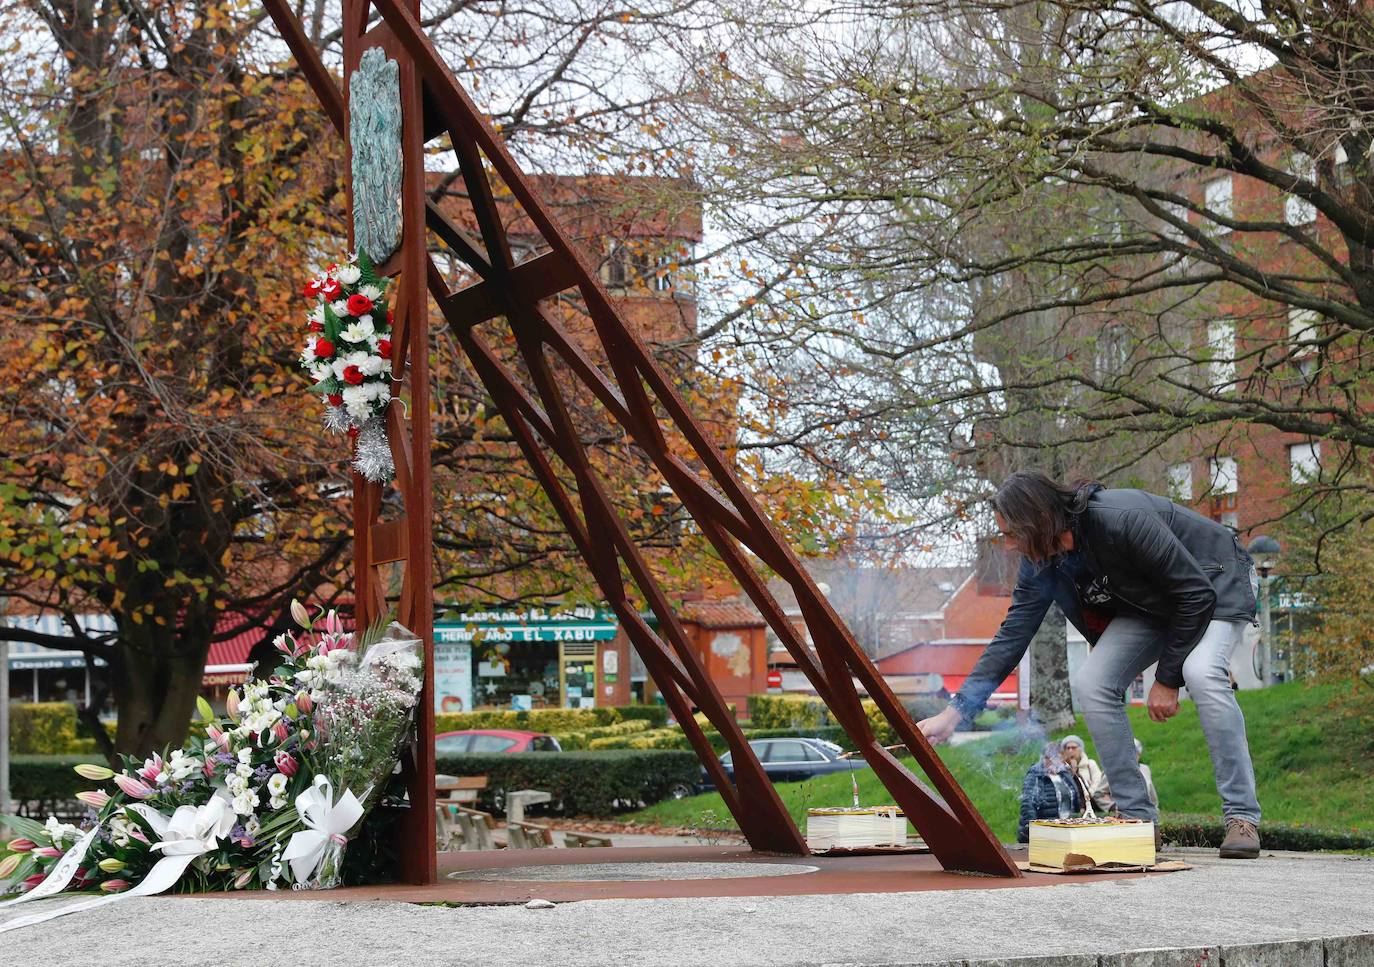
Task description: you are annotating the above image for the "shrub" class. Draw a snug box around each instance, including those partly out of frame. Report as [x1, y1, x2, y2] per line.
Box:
[904, 695, 949, 723]
[9, 703, 79, 755]
[747, 694, 898, 745]
[434, 750, 700, 816]
[555, 719, 651, 750]
[611, 705, 669, 728]
[747, 694, 830, 729]
[1160, 813, 1374, 852]
[10, 755, 110, 819]
[434, 708, 618, 734]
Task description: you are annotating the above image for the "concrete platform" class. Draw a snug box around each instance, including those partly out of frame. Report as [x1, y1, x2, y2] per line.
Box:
[1, 849, 1370, 966]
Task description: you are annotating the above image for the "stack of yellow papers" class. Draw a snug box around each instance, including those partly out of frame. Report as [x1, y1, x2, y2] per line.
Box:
[805, 806, 905, 850]
[1028, 818, 1156, 869]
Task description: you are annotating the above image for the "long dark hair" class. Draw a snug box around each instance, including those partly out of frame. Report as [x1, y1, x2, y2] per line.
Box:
[991, 471, 1097, 561]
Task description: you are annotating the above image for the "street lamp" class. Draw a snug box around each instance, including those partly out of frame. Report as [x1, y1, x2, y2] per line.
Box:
[1247, 535, 1282, 685]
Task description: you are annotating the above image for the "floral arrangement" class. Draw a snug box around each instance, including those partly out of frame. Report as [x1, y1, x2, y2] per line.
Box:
[299, 251, 397, 482]
[0, 604, 422, 931]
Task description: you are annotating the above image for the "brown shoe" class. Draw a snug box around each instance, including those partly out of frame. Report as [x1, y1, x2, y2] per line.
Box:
[1220, 818, 1260, 859]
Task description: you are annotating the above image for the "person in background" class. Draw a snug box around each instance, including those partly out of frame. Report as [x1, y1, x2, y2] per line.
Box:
[1018, 741, 1087, 843]
[1060, 734, 1113, 814]
[1136, 738, 1160, 811]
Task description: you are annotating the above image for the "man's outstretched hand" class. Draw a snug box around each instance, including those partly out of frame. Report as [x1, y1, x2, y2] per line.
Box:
[1147, 682, 1181, 722]
[917, 705, 962, 745]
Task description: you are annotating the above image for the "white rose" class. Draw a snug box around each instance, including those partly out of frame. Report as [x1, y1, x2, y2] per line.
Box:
[361, 355, 386, 377]
[341, 317, 375, 343]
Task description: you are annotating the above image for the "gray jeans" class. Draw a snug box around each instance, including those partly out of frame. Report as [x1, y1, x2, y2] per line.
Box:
[1071, 615, 1261, 823]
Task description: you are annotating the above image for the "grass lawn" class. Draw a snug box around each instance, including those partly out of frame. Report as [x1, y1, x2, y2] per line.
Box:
[628, 680, 1374, 843]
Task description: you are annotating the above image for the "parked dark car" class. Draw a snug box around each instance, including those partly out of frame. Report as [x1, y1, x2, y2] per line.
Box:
[434, 729, 562, 755]
[696, 737, 863, 791]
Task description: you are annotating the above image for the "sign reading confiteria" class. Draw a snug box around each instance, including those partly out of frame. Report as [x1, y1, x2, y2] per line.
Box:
[434, 606, 618, 644]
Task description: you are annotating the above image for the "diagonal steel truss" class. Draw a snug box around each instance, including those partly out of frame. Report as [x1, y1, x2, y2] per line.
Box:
[263, 0, 1020, 881]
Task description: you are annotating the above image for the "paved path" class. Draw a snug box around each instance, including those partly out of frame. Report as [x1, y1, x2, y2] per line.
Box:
[3, 850, 1371, 966]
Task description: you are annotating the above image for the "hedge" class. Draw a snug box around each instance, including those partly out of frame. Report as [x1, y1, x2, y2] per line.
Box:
[610, 705, 669, 728]
[1160, 814, 1374, 853]
[589, 722, 864, 753]
[434, 707, 619, 733]
[745, 694, 897, 746]
[10, 754, 110, 820]
[435, 750, 699, 815]
[9, 703, 79, 755]
[555, 719, 651, 750]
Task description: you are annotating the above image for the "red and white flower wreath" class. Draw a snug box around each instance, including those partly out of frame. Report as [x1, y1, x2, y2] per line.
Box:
[298, 251, 397, 481]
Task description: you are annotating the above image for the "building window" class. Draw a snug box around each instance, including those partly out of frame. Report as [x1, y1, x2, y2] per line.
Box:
[1285, 152, 1317, 226]
[1096, 323, 1130, 377]
[1159, 200, 1189, 245]
[1219, 511, 1239, 532]
[1289, 442, 1321, 483]
[1204, 176, 1233, 234]
[603, 240, 682, 294]
[1206, 319, 1237, 391]
[1288, 306, 1319, 375]
[1209, 456, 1238, 495]
[1167, 462, 1193, 502]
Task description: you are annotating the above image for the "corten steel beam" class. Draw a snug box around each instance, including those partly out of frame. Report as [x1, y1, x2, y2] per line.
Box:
[264, 0, 1019, 877]
[263, 0, 437, 883]
[261, 0, 805, 862]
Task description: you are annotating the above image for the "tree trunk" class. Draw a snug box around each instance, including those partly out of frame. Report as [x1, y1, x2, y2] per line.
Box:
[1029, 601, 1075, 731]
[111, 625, 211, 757]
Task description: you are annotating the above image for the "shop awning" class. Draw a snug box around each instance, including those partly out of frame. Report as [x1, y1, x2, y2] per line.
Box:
[4, 615, 113, 670]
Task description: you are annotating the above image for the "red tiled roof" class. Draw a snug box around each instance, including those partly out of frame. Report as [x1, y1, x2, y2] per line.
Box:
[678, 599, 764, 629]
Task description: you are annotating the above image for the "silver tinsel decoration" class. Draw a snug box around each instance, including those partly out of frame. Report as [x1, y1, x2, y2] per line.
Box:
[323, 404, 351, 435]
[352, 413, 395, 482]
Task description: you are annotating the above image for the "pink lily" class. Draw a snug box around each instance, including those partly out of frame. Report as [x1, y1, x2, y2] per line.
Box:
[324, 609, 343, 636]
[271, 721, 289, 743]
[113, 774, 155, 800]
[99, 879, 131, 893]
[21, 873, 46, 892]
[33, 846, 63, 859]
[207, 724, 231, 752]
[6, 838, 36, 853]
[295, 691, 313, 714]
[137, 753, 163, 783]
[273, 751, 298, 777]
[76, 789, 111, 809]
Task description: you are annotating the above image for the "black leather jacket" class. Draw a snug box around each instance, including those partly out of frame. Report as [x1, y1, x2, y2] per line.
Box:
[953, 488, 1257, 713]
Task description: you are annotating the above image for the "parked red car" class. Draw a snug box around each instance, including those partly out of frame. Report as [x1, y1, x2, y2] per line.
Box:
[434, 729, 562, 755]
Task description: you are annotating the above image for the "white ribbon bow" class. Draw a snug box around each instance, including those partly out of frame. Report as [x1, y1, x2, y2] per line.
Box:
[138, 796, 236, 857]
[281, 775, 364, 885]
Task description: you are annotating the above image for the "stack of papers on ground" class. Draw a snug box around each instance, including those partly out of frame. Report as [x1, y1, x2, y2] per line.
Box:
[1028, 818, 1156, 869]
[805, 806, 906, 850]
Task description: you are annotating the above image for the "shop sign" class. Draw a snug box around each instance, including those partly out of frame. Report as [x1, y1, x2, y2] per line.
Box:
[434, 639, 473, 714]
[435, 610, 618, 644]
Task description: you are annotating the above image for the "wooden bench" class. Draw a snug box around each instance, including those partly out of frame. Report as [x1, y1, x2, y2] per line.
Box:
[506, 821, 556, 849]
[436, 774, 488, 806]
[562, 831, 613, 848]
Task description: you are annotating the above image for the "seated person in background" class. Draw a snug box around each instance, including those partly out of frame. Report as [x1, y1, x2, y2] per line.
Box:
[1060, 733, 1114, 814]
[1018, 741, 1086, 843]
[1136, 738, 1159, 811]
